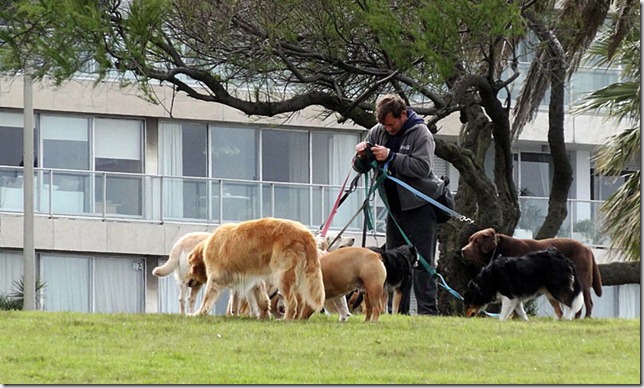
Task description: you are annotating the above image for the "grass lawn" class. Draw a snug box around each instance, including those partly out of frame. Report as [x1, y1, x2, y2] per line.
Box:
[0, 311, 639, 384]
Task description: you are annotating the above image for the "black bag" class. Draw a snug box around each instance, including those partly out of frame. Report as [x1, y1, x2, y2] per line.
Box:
[434, 175, 455, 224]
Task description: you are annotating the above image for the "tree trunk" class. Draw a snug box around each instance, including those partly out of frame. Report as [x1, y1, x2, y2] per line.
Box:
[598, 261, 641, 286]
[525, 11, 574, 240]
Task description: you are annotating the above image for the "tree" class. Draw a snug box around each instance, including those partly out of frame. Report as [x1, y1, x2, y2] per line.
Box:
[573, 6, 640, 262]
[0, 0, 635, 314]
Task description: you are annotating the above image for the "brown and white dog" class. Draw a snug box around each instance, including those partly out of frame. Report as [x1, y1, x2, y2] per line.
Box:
[300, 246, 387, 322]
[184, 217, 325, 320]
[461, 227, 603, 318]
[151, 231, 211, 315]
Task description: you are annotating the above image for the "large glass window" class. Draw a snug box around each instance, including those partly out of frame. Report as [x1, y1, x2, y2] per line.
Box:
[39, 115, 144, 217]
[158, 120, 363, 225]
[94, 118, 143, 216]
[40, 115, 91, 214]
[211, 126, 258, 180]
[518, 153, 553, 197]
[0, 251, 24, 296]
[41, 115, 89, 170]
[311, 132, 360, 185]
[591, 170, 632, 201]
[0, 112, 38, 167]
[40, 254, 145, 313]
[159, 122, 209, 220]
[262, 129, 309, 183]
[94, 118, 142, 173]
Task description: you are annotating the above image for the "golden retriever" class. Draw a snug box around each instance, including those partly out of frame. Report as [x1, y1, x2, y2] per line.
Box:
[185, 217, 325, 320]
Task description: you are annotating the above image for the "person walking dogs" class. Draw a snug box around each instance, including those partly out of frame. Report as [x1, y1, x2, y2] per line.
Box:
[353, 94, 439, 315]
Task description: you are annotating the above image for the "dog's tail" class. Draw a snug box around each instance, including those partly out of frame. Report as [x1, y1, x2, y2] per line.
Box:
[151, 241, 184, 277]
[590, 251, 603, 297]
[299, 239, 326, 313]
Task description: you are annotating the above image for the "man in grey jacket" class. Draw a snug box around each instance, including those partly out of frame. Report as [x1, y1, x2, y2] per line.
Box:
[353, 94, 439, 315]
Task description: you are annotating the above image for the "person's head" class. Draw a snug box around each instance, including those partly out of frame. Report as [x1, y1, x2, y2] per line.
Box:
[376, 94, 408, 135]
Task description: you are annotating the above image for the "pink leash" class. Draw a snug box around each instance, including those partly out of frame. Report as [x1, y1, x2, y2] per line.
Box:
[320, 167, 353, 238]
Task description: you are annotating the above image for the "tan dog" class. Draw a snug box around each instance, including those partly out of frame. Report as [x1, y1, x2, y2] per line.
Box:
[300, 247, 387, 322]
[461, 227, 603, 318]
[151, 231, 211, 315]
[184, 217, 325, 320]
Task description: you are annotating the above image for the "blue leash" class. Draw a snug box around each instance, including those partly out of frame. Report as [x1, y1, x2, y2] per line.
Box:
[382, 171, 475, 224]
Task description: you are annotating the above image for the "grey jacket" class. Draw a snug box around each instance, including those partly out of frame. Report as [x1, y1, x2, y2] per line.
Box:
[353, 119, 441, 211]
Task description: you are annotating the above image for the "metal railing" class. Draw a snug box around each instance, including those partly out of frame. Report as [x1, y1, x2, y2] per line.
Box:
[0, 166, 372, 233]
[0, 166, 610, 247]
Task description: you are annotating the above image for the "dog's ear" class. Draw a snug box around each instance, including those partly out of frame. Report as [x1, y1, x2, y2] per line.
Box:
[480, 229, 497, 253]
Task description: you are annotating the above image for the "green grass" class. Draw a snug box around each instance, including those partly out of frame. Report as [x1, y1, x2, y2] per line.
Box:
[0, 311, 639, 384]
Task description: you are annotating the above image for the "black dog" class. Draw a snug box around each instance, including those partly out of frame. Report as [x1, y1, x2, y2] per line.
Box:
[368, 244, 416, 314]
[464, 247, 584, 320]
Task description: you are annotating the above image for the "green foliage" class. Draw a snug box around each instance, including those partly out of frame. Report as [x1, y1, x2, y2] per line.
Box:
[0, 0, 524, 94]
[0, 277, 47, 310]
[0, 311, 638, 384]
[573, 8, 640, 261]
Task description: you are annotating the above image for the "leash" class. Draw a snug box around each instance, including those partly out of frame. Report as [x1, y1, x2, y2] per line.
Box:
[318, 166, 356, 238]
[377, 163, 503, 316]
[360, 161, 464, 301]
[326, 163, 385, 250]
[382, 171, 475, 224]
[378, 187, 465, 302]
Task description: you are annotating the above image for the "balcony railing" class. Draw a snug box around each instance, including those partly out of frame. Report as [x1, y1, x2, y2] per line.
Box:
[0, 166, 609, 247]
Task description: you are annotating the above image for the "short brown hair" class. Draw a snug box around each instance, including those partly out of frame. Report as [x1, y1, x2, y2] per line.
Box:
[375, 94, 407, 124]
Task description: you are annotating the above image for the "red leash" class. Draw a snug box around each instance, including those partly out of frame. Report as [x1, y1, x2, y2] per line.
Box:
[320, 166, 353, 238]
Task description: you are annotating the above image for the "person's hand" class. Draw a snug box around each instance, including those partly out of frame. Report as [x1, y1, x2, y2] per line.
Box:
[355, 141, 369, 158]
[370, 144, 391, 161]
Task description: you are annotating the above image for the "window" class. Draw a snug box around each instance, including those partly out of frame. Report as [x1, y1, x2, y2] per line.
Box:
[94, 118, 144, 216]
[262, 129, 309, 183]
[518, 153, 553, 197]
[311, 132, 360, 185]
[591, 170, 632, 201]
[0, 111, 38, 167]
[211, 126, 258, 180]
[40, 254, 145, 313]
[0, 251, 24, 296]
[39, 115, 144, 216]
[158, 120, 363, 225]
[41, 115, 89, 170]
[159, 122, 209, 219]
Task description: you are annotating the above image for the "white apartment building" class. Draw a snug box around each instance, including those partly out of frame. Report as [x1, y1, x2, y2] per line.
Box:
[0, 58, 638, 317]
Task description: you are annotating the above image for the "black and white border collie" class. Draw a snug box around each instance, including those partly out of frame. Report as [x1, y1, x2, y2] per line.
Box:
[464, 247, 584, 320]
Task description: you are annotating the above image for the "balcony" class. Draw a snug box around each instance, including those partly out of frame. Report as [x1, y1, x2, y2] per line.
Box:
[0, 166, 610, 247]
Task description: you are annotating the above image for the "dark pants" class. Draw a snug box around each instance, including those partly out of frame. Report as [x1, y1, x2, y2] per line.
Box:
[386, 203, 439, 315]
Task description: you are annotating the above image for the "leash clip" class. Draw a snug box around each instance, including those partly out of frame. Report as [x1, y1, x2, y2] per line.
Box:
[459, 215, 475, 224]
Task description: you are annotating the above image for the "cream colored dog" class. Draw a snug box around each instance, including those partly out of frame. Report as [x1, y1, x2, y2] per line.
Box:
[151, 231, 211, 315]
[300, 247, 387, 322]
[316, 233, 356, 252]
[185, 217, 325, 320]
